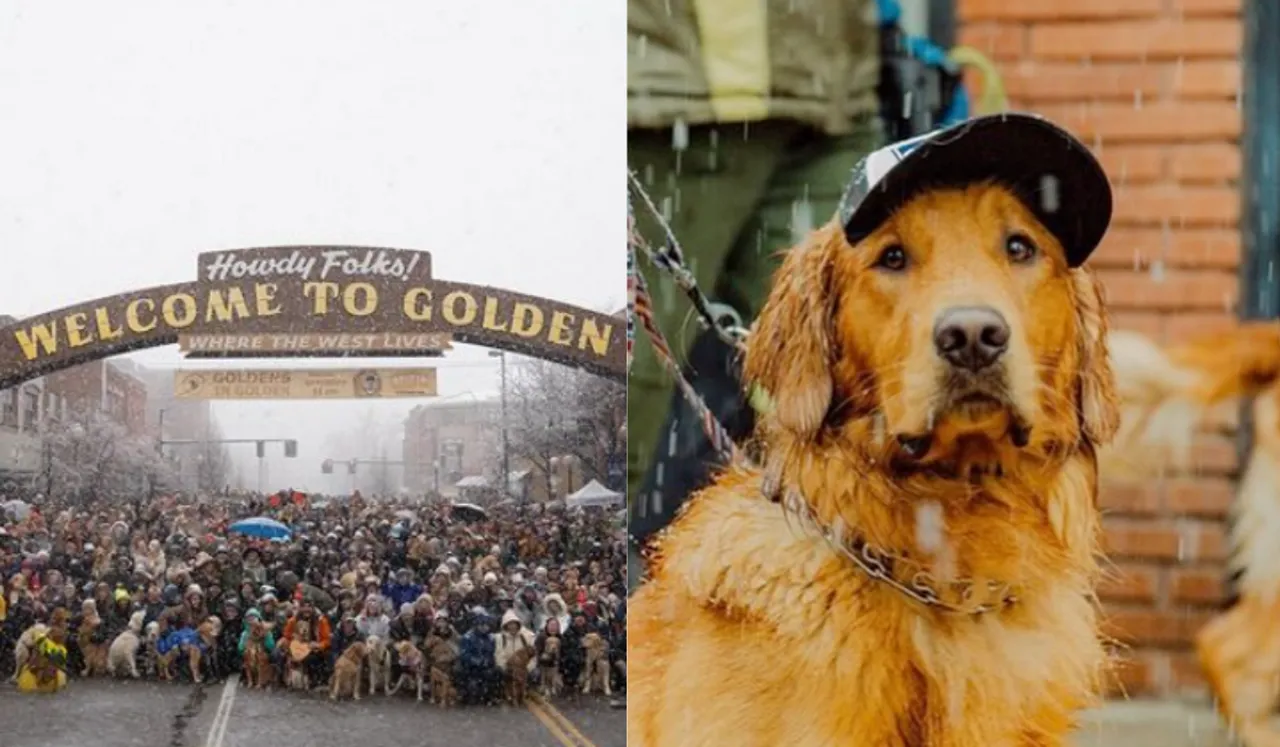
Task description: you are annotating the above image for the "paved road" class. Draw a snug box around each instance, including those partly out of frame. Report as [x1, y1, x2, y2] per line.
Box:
[0, 676, 624, 747]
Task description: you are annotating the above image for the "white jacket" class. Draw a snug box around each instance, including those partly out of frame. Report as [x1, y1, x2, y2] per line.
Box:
[493, 609, 535, 672]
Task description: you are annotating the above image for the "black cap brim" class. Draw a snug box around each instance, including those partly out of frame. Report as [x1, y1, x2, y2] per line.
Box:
[838, 113, 1112, 268]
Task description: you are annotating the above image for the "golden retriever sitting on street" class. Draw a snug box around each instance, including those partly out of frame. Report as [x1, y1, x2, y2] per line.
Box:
[330, 641, 367, 701]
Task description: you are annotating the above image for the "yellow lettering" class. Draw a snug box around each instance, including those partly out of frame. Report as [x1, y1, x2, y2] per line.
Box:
[342, 283, 378, 316]
[304, 282, 339, 315]
[481, 297, 508, 332]
[510, 303, 544, 338]
[162, 293, 198, 328]
[403, 288, 433, 321]
[548, 311, 575, 346]
[578, 318, 613, 356]
[65, 312, 93, 347]
[254, 283, 282, 316]
[13, 323, 58, 361]
[441, 291, 478, 326]
[94, 307, 123, 341]
[205, 287, 252, 323]
[126, 299, 157, 333]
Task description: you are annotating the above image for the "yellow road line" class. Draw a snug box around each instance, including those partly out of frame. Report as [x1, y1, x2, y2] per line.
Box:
[530, 693, 598, 747]
[528, 697, 578, 747]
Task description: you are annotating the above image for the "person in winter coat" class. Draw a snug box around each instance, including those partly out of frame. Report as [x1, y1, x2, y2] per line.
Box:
[493, 609, 536, 678]
[354, 594, 390, 640]
[381, 568, 422, 613]
[512, 585, 541, 631]
[537, 593, 571, 635]
[215, 597, 243, 678]
[236, 608, 276, 660]
[456, 609, 500, 705]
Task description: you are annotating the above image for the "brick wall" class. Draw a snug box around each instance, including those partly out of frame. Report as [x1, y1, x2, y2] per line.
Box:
[956, 0, 1243, 697]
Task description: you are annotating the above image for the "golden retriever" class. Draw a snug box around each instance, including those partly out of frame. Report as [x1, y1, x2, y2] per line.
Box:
[330, 641, 367, 701]
[505, 644, 534, 706]
[365, 635, 391, 696]
[241, 619, 274, 689]
[628, 185, 1120, 747]
[11, 623, 48, 682]
[106, 611, 146, 678]
[389, 640, 426, 701]
[1102, 323, 1280, 747]
[539, 636, 563, 698]
[580, 632, 611, 696]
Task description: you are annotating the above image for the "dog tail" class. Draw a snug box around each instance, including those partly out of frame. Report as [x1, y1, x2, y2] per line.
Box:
[1101, 324, 1280, 477]
[1104, 323, 1280, 602]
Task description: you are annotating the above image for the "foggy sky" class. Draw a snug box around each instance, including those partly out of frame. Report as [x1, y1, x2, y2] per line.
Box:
[0, 1, 624, 491]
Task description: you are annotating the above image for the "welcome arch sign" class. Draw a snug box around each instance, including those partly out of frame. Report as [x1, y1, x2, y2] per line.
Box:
[0, 246, 625, 389]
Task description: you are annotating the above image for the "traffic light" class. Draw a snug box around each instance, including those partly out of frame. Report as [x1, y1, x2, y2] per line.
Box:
[284, 440, 298, 458]
[348, 460, 358, 475]
[321, 459, 333, 474]
[255, 441, 265, 458]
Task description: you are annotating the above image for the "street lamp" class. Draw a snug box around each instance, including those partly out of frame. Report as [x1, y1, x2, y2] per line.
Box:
[488, 350, 509, 499]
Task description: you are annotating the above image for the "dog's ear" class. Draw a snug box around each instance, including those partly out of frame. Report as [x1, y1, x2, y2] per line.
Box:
[743, 225, 841, 439]
[1072, 269, 1120, 444]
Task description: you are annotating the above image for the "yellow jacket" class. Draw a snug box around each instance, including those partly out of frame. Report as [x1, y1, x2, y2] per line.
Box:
[628, 0, 880, 134]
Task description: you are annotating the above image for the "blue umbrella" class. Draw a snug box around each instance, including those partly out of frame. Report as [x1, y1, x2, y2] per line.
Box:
[228, 517, 292, 540]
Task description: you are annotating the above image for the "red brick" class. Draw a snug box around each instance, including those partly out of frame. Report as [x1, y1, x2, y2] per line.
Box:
[1112, 185, 1239, 227]
[1038, 102, 1241, 143]
[1099, 563, 1159, 603]
[1030, 20, 1242, 60]
[1108, 310, 1163, 338]
[1173, 60, 1242, 99]
[1104, 650, 1156, 696]
[1165, 311, 1238, 340]
[1170, 567, 1226, 605]
[958, 23, 1027, 60]
[1097, 269, 1236, 312]
[1165, 478, 1235, 517]
[960, 0, 1163, 21]
[1093, 228, 1240, 270]
[1104, 521, 1180, 560]
[1100, 481, 1161, 515]
[1186, 435, 1240, 475]
[1168, 143, 1241, 183]
[1190, 521, 1228, 561]
[1166, 229, 1241, 268]
[1096, 144, 1167, 185]
[1169, 652, 1209, 693]
[1000, 62, 1165, 103]
[1170, 0, 1243, 16]
[1102, 607, 1213, 647]
[1102, 520, 1226, 561]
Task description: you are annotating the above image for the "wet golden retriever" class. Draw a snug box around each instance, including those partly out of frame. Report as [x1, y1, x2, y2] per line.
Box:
[1103, 323, 1280, 747]
[629, 184, 1120, 747]
[330, 641, 367, 701]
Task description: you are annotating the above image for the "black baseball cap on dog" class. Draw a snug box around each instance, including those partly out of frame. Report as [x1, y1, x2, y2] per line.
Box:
[837, 112, 1112, 268]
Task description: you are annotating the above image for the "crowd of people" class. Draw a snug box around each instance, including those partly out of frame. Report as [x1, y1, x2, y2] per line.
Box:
[0, 487, 627, 706]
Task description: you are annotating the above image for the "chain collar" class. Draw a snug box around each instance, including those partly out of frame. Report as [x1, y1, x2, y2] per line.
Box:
[767, 484, 1019, 617]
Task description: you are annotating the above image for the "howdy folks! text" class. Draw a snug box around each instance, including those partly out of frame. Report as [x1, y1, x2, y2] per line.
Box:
[201, 248, 422, 283]
[11, 282, 614, 361]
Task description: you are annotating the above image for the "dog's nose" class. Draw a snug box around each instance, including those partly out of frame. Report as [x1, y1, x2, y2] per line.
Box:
[933, 306, 1010, 371]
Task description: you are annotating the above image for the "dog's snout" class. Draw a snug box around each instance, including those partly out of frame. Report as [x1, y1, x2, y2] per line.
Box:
[933, 306, 1010, 371]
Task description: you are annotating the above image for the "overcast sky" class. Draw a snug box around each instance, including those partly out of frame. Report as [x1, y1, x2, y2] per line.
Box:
[0, 1, 624, 491]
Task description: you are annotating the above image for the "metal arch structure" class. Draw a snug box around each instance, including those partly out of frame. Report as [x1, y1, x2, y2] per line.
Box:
[0, 246, 625, 389]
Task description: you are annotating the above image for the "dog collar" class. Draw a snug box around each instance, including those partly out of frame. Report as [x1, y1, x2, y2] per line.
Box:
[764, 484, 1020, 617]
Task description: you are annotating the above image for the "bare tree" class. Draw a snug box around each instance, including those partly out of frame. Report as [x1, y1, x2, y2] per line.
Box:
[41, 408, 179, 503]
[499, 359, 626, 497]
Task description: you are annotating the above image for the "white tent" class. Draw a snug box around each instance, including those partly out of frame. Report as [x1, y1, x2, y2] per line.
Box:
[566, 479, 623, 509]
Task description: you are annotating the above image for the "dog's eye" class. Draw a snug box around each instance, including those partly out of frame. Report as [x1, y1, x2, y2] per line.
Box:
[1005, 234, 1038, 264]
[874, 244, 909, 272]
